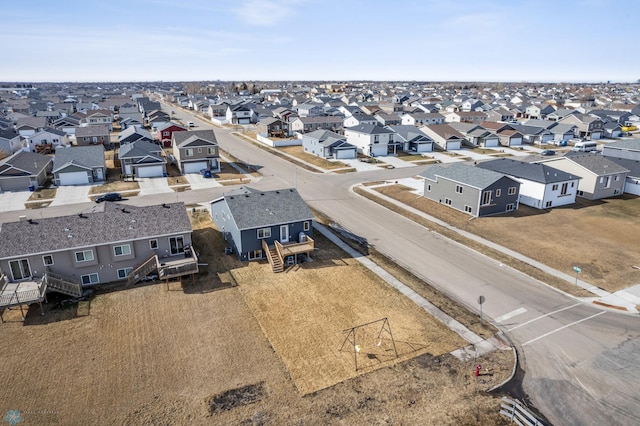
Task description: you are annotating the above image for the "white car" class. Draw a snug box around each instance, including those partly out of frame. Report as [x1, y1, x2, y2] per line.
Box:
[187, 121, 194, 127]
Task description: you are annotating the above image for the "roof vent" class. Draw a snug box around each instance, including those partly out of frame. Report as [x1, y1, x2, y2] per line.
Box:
[121, 208, 129, 213]
[162, 203, 169, 208]
[78, 213, 87, 218]
[64, 227, 70, 231]
[28, 218, 35, 224]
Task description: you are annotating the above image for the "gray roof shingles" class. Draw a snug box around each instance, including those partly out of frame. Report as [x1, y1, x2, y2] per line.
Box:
[476, 158, 579, 184]
[420, 162, 513, 189]
[218, 187, 313, 230]
[0, 202, 191, 259]
[53, 145, 105, 171]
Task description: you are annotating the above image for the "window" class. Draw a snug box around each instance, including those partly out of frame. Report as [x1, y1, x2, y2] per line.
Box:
[545, 201, 553, 207]
[163, 131, 169, 136]
[75, 250, 94, 262]
[169, 236, 185, 255]
[9, 259, 31, 280]
[117, 268, 133, 279]
[81, 273, 99, 285]
[560, 183, 568, 195]
[303, 221, 310, 231]
[149, 239, 158, 250]
[464, 205, 472, 213]
[248, 250, 263, 260]
[444, 198, 452, 205]
[481, 190, 491, 206]
[208, 147, 216, 155]
[43, 255, 54, 266]
[374, 135, 379, 143]
[455, 185, 463, 194]
[427, 184, 431, 192]
[614, 175, 619, 181]
[506, 203, 516, 212]
[185, 148, 193, 157]
[113, 244, 131, 257]
[198, 148, 202, 153]
[508, 187, 517, 195]
[495, 189, 501, 197]
[552, 184, 559, 191]
[257, 228, 271, 239]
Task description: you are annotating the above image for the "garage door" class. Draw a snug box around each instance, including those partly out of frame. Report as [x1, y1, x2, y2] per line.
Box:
[136, 165, 164, 178]
[183, 161, 208, 174]
[0, 177, 30, 192]
[59, 171, 89, 185]
[336, 149, 354, 159]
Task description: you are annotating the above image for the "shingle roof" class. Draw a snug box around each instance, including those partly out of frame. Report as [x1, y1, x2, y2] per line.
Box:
[605, 157, 640, 177]
[345, 123, 394, 135]
[560, 153, 630, 175]
[118, 140, 163, 160]
[216, 187, 313, 230]
[476, 158, 579, 184]
[420, 162, 513, 189]
[603, 139, 640, 151]
[0, 202, 191, 259]
[388, 125, 433, 142]
[0, 150, 52, 175]
[172, 129, 217, 147]
[75, 125, 110, 137]
[52, 145, 105, 171]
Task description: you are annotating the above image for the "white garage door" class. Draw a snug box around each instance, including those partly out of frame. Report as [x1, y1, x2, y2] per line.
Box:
[59, 171, 89, 185]
[137, 165, 164, 178]
[183, 161, 208, 174]
[336, 149, 355, 159]
[625, 179, 640, 196]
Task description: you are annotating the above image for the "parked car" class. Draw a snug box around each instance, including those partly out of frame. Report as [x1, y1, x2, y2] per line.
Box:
[95, 192, 122, 203]
[200, 169, 212, 178]
[187, 121, 195, 127]
[551, 140, 567, 146]
[540, 150, 555, 156]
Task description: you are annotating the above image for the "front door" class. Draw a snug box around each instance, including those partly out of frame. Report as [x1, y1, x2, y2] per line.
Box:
[280, 225, 289, 243]
[96, 168, 104, 180]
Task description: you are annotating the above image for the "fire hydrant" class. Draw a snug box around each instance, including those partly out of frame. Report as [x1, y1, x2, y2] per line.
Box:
[475, 364, 482, 377]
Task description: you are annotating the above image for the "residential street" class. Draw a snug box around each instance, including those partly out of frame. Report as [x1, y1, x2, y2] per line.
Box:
[2, 106, 638, 425]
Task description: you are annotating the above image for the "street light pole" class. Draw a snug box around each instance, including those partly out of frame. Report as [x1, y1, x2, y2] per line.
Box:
[573, 266, 581, 286]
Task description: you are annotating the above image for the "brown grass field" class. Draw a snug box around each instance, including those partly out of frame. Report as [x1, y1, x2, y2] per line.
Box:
[277, 145, 348, 170]
[0, 212, 512, 425]
[374, 184, 640, 292]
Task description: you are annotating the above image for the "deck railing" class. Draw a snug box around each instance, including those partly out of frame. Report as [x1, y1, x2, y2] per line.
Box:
[45, 270, 83, 297]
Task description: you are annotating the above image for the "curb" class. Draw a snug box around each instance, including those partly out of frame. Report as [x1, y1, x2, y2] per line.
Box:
[489, 346, 518, 393]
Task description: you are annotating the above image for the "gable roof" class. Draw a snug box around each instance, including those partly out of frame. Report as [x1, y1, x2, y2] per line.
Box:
[345, 123, 394, 135]
[476, 158, 579, 184]
[53, 145, 105, 172]
[213, 187, 313, 230]
[172, 129, 217, 148]
[0, 150, 52, 176]
[420, 162, 516, 190]
[118, 125, 153, 142]
[387, 125, 433, 142]
[602, 139, 640, 152]
[556, 153, 630, 175]
[605, 157, 640, 178]
[75, 125, 110, 137]
[0, 202, 191, 259]
[118, 140, 163, 159]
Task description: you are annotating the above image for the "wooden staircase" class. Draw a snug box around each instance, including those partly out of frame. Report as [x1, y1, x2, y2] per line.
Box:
[44, 271, 83, 297]
[262, 240, 283, 273]
[127, 254, 160, 286]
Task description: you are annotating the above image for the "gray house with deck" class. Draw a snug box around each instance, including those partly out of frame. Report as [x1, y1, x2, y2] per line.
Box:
[420, 163, 520, 217]
[209, 187, 314, 271]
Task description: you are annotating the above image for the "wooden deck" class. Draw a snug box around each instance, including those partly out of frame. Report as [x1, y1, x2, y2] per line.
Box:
[264, 236, 315, 273]
[0, 274, 47, 321]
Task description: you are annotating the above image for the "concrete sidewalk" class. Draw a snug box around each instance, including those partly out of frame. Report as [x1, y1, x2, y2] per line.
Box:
[356, 182, 639, 314]
[314, 222, 510, 361]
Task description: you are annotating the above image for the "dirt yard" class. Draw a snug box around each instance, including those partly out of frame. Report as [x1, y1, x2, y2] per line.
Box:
[0, 212, 512, 425]
[374, 184, 640, 292]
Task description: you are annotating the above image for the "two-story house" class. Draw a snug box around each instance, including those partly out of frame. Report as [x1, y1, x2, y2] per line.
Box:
[171, 130, 220, 174]
[74, 125, 110, 146]
[344, 124, 395, 157]
[476, 158, 580, 209]
[209, 187, 314, 271]
[119, 140, 167, 178]
[420, 163, 520, 217]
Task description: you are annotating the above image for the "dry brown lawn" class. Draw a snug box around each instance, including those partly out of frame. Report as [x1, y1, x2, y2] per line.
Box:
[88, 179, 140, 195]
[27, 187, 57, 201]
[277, 145, 348, 170]
[374, 184, 640, 292]
[0, 212, 512, 425]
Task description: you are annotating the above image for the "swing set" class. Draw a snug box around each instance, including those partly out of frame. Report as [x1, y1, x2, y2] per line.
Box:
[339, 317, 398, 371]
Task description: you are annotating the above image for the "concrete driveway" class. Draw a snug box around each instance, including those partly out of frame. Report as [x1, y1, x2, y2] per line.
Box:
[49, 185, 91, 206]
[0, 190, 32, 212]
[137, 178, 172, 196]
[185, 173, 222, 190]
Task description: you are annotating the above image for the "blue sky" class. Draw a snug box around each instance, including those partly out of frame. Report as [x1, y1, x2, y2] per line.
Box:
[1, 0, 638, 82]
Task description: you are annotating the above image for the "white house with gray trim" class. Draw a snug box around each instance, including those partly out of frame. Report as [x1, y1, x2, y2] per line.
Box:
[344, 124, 395, 157]
[476, 158, 580, 209]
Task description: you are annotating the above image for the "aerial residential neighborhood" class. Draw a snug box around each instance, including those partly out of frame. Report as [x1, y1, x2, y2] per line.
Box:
[2, 0, 640, 424]
[1, 79, 640, 425]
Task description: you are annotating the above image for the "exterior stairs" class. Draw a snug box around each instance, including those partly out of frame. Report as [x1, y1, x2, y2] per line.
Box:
[44, 271, 83, 297]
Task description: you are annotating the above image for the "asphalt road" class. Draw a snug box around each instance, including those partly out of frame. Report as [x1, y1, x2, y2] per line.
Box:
[3, 102, 636, 425]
